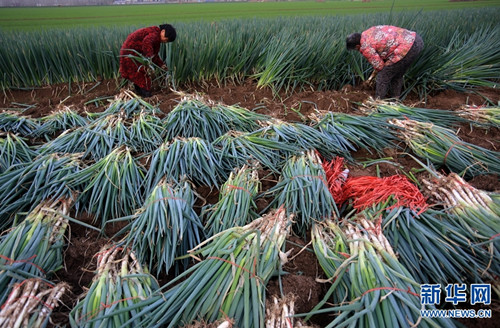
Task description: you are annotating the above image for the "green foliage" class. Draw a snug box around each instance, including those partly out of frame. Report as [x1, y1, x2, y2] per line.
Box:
[1, 8, 499, 98]
[1, 0, 497, 31]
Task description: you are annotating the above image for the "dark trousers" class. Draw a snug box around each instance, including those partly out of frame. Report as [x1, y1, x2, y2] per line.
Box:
[376, 34, 424, 99]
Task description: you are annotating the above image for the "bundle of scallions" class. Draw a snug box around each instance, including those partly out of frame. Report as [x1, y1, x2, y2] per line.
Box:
[112, 179, 204, 275]
[106, 207, 292, 328]
[390, 118, 500, 178]
[69, 245, 159, 328]
[265, 294, 315, 328]
[263, 149, 337, 235]
[86, 92, 161, 120]
[0, 132, 37, 173]
[362, 100, 467, 128]
[380, 204, 495, 286]
[458, 105, 499, 127]
[164, 97, 270, 143]
[422, 172, 500, 279]
[0, 153, 80, 229]
[307, 218, 457, 328]
[213, 130, 298, 173]
[0, 199, 71, 305]
[311, 111, 398, 159]
[0, 278, 68, 328]
[38, 113, 132, 161]
[251, 119, 327, 154]
[203, 164, 260, 236]
[33, 106, 88, 138]
[143, 137, 225, 191]
[163, 97, 230, 143]
[127, 111, 165, 153]
[212, 103, 270, 132]
[68, 146, 144, 228]
[0, 111, 40, 137]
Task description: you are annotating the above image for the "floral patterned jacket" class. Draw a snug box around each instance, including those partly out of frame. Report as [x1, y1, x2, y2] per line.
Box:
[359, 25, 416, 71]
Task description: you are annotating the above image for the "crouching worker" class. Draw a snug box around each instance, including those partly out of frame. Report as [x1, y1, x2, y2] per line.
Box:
[119, 24, 176, 98]
[346, 25, 423, 100]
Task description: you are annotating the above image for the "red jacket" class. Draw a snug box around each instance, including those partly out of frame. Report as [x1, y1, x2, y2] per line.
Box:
[119, 26, 165, 88]
[360, 25, 416, 71]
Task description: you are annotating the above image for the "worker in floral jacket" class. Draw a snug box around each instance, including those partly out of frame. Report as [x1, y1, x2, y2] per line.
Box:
[346, 25, 424, 99]
[119, 24, 176, 97]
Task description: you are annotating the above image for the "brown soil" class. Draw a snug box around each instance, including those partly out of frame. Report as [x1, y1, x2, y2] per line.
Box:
[1, 80, 499, 327]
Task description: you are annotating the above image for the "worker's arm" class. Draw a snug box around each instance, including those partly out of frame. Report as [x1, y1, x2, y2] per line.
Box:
[360, 46, 385, 72]
[142, 33, 165, 68]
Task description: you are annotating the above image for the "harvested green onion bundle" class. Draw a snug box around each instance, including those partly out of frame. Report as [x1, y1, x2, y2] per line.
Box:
[310, 218, 352, 306]
[422, 172, 500, 278]
[69, 245, 159, 328]
[0, 112, 40, 136]
[127, 112, 165, 153]
[308, 218, 457, 328]
[458, 105, 500, 127]
[311, 112, 398, 158]
[363, 100, 467, 128]
[266, 294, 314, 328]
[39, 114, 131, 161]
[0, 199, 70, 305]
[252, 119, 326, 154]
[0, 153, 80, 229]
[144, 137, 224, 191]
[263, 150, 337, 235]
[0, 133, 37, 173]
[0, 278, 68, 328]
[203, 165, 260, 236]
[33, 106, 88, 137]
[113, 207, 292, 328]
[68, 146, 144, 228]
[213, 103, 270, 132]
[114, 180, 204, 275]
[391, 118, 500, 178]
[381, 205, 493, 285]
[86, 93, 161, 120]
[213, 130, 298, 173]
[163, 97, 229, 142]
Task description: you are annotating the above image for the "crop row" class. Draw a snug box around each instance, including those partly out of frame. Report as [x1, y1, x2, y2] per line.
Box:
[1, 8, 499, 97]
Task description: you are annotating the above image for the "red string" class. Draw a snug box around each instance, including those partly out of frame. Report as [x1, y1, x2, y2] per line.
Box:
[322, 157, 347, 204]
[79, 296, 140, 322]
[341, 175, 428, 214]
[443, 141, 461, 167]
[0, 254, 45, 274]
[291, 174, 329, 188]
[207, 256, 260, 281]
[226, 184, 251, 194]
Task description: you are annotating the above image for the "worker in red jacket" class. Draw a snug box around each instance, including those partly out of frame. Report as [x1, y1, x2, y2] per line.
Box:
[346, 25, 424, 99]
[119, 24, 176, 97]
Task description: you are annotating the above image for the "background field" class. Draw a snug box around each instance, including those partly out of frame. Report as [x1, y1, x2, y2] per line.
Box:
[1, 0, 500, 30]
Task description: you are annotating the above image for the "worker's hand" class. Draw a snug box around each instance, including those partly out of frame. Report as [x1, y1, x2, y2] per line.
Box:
[362, 71, 377, 89]
[160, 64, 168, 71]
[366, 71, 377, 84]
